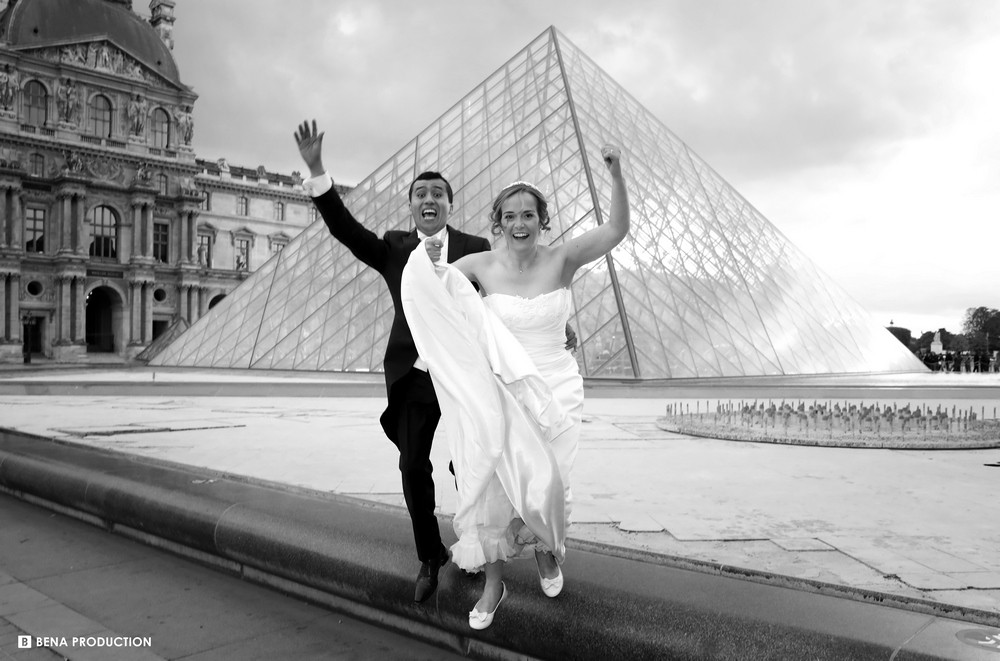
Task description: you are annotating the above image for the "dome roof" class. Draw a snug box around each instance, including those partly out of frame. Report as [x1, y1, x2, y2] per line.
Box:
[0, 0, 181, 87]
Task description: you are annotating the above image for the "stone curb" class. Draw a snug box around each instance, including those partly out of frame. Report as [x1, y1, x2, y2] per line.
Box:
[0, 429, 992, 661]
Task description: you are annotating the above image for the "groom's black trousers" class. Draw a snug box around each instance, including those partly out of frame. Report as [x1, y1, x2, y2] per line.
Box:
[391, 368, 444, 563]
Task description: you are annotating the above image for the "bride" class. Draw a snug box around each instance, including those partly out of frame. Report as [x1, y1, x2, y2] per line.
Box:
[401, 145, 629, 629]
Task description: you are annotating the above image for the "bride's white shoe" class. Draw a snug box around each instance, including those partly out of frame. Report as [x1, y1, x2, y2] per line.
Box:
[537, 561, 563, 598]
[469, 582, 507, 630]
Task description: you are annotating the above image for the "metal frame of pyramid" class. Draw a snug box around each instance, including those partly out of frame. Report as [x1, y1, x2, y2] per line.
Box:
[151, 27, 925, 378]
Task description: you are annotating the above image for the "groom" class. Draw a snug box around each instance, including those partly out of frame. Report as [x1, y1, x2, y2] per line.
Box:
[295, 120, 491, 602]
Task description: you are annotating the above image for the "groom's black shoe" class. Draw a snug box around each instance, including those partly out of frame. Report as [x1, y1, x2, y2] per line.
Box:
[414, 546, 450, 603]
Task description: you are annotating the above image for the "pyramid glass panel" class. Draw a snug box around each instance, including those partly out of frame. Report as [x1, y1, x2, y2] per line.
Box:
[152, 27, 925, 377]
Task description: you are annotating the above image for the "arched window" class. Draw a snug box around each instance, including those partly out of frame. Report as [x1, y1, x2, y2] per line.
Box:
[150, 108, 170, 148]
[273, 201, 284, 221]
[157, 173, 169, 195]
[23, 80, 47, 126]
[236, 196, 248, 216]
[89, 94, 112, 138]
[88, 205, 119, 260]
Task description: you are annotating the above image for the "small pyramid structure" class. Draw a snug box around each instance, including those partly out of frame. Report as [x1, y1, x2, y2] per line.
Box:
[152, 27, 924, 378]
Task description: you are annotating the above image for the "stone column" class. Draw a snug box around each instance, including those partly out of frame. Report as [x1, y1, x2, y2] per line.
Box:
[73, 277, 86, 342]
[189, 211, 199, 264]
[142, 282, 152, 343]
[0, 274, 7, 340]
[129, 202, 140, 259]
[178, 284, 190, 322]
[143, 206, 154, 258]
[0, 184, 24, 248]
[56, 192, 72, 253]
[137, 205, 147, 259]
[74, 193, 86, 255]
[11, 188, 23, 248]
[129, 281, 141, 344]
[128, 199, 158, 262]
[196, 286, 207, 320]
[0, 187, 9, 248]
[7, 274, 20, 342]
[179, 211, 188, 264]
[68, 276, 77, 342]
[176, 208, 199, 265]
[68, 194, 78, 253]
[58, 276, 72, 343]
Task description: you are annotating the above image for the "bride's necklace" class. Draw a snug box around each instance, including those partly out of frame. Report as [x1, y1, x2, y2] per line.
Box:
[512, 249, 538, 274]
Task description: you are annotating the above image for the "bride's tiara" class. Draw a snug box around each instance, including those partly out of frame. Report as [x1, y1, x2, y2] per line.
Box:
[499, 180, 544, 195]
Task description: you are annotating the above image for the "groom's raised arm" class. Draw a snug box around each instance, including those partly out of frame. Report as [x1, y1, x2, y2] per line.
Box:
[295, 119, 389, 271]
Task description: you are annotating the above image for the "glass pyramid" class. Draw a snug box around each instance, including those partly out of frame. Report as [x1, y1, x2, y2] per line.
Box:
[152, 27, 925, 378]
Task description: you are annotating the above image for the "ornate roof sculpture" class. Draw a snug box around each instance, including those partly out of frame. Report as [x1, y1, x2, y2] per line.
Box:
[0, 0, 183, 88]
[151, 27, 925, 378]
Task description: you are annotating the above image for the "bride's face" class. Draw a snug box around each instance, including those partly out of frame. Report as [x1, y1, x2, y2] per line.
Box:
[500, 192, 541, 249]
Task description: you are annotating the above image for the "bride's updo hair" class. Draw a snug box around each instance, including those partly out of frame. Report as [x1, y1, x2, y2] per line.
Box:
[489, 181, 551, 236]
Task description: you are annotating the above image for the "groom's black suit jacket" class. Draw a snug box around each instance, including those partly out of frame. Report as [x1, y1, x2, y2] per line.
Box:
[313, 186, 491, 442]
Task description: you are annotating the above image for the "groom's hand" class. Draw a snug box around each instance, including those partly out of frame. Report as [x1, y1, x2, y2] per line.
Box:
[294, 119, 326, 177]
[564, 323, 578, 352]
[425, 239, 443, 263]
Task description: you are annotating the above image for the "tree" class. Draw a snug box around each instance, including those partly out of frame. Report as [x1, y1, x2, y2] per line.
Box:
[962, 307, 999, 334]
[962, 307, 1000, 353]
[951, 333, 970, 352]
[913, 330, 934, 354]
[886, 325, 912, 349]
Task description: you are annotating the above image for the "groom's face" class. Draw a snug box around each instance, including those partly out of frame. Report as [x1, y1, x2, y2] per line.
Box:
[409, 178, 451, 236]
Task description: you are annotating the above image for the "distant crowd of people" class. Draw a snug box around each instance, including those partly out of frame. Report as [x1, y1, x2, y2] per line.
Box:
[921, 351, 999, 373]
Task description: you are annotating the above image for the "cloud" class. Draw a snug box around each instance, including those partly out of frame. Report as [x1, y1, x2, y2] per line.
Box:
[167, 0, 1000, 333]
[172, 0, 998, 182]
[579, 1, 995, 186]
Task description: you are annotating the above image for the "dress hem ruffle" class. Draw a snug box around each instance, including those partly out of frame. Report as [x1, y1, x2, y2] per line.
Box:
[451, 519, 566, 573]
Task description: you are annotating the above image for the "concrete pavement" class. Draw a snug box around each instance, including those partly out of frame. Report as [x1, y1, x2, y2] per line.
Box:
[0, 494, 469, 661]
[1, 365, 1000, 659]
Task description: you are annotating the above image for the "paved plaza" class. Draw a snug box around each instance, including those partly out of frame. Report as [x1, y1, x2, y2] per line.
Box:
[1, 366, 998, 630]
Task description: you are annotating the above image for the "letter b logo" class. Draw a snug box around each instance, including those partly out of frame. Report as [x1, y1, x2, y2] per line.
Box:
[17, 635, 32, 648]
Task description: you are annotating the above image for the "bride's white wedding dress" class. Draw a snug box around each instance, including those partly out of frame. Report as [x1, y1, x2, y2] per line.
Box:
[484, 289, 584, 519]
[400, 245, 583, 572]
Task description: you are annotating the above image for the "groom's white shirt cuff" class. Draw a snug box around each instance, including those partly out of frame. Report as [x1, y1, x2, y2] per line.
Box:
[303, 172, 333, 197]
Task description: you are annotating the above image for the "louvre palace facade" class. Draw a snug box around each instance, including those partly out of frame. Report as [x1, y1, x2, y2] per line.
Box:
[0, 0, 345, 363]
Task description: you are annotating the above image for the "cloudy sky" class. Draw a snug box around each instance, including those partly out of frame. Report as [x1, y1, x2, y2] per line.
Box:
[162, 0, 998, 336]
